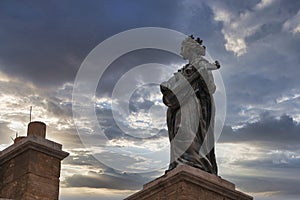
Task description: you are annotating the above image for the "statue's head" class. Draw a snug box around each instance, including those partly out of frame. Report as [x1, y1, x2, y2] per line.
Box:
[180, 36, 206, 60]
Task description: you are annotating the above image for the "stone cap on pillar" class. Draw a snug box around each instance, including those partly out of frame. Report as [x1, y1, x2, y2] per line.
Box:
[0, 121, 69, 165]
[0, 136, 69, 166]
[27, 121, 46, 138]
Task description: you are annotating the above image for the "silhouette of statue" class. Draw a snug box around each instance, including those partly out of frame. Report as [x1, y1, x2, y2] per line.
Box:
[160, 36, 220, 175]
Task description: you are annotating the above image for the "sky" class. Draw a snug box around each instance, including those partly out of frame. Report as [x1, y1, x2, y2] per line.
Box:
[0, 0, 300, 199]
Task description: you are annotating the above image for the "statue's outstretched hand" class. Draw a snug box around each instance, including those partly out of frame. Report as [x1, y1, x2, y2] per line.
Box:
[215, 60, 221, 69]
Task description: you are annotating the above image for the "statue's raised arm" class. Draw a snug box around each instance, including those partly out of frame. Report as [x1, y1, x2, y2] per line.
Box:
[181, 36, 221, 71]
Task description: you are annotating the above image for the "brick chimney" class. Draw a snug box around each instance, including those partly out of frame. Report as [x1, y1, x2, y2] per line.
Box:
[0, 121, 69, 200]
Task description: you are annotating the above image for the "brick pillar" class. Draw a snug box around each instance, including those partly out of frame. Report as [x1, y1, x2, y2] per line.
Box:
[0, 121, 69, 200]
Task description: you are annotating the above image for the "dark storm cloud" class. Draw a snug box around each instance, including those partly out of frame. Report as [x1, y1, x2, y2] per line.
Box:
[232, 156, 300, 171]
[103, 126, 124, 140]
[64, 170, 149, 190]
[223, 38, 300, 124]
[217, 26, 300, 126]
[0, 1, 104, 86]
[227, 74, 288, 105]
[219, 113, 300, 147]
[225, 175, 300, 195]
[241, 33, 300, 81]
[63, 148, 154, 189]
[204, 0, 300, 99]
[97, 49, 184, 97]
[0, 0, 186, 87]
[245, 22, 283, 44]
[46, 97, 72, 117]
[208, 0, 260, 11]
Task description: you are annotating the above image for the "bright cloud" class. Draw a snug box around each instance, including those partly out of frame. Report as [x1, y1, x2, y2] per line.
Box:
[283, 9, 300, 34]
[210, 0, 279, 56]
[254, 0, 277, 10]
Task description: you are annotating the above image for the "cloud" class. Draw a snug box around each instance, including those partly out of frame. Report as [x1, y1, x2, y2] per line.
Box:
[62, 147, 157, 192]
[219, 113, 300, 148]
[0, 0, 185, 87]
[216, 142, 300, 198]
[63, 151, 104, 167]
[231, 150, 300, 171]
[96, 49, 184, 97]
[210, 2, 256, 56]
[227, 175, 300, 195]
[64, 170, 149, 190]
[0, 70, 82, 151]
[0, 122, 15, 146]
[283, 9, 300, 34]
[220, 36, 300, 126]
[254, 0, 276, 10]
[0, 1, 300, 200]
[216, 113, 300, 199]
[216, 114, 300, 199]
[60, 187, 135, 200]
[209, 0, 299, 56]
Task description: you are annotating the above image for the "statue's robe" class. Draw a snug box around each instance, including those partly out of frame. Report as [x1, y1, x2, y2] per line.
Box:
[161, 64, 218, 175]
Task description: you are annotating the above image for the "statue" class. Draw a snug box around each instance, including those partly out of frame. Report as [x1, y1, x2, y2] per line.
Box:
[160, 36, 220, 175]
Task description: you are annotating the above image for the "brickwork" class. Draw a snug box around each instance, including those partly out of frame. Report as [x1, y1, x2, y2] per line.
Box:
[0, 122, 69, 200]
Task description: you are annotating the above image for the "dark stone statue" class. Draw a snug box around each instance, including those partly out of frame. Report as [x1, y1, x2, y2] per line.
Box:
[160, 36, 220, 175]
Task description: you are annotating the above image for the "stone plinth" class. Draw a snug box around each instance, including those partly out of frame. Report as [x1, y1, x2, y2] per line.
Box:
[0, 122, 69, 200]
[125, 165, 253, 200]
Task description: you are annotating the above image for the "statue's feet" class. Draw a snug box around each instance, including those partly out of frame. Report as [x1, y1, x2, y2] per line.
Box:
[165, 162, 178, 174]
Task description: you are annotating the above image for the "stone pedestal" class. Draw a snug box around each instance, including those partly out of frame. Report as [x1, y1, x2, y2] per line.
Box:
[0, 122, 69, 200]
[125, 165, 253, 200]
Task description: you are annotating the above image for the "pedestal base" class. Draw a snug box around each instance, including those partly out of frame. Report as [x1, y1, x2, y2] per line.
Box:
[125, 165, 253, 200]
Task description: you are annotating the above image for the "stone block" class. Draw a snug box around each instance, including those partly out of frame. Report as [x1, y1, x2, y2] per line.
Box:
[125, 165, 253, 200]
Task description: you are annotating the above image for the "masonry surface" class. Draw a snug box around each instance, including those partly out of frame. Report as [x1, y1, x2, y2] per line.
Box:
[0, 122, 69, 200]
[125, 165, 253, 200]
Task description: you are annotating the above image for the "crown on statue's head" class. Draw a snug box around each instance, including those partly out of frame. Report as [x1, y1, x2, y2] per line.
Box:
[182, 35, 206, 57]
